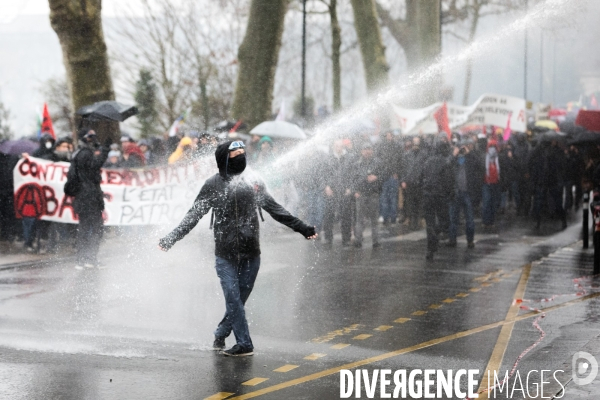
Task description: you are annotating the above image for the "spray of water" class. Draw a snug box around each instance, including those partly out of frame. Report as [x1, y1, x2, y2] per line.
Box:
[272, 0, 583, 168]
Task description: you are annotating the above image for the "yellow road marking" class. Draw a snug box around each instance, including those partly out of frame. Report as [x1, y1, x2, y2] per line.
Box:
[204, 393, 234, 400]
[481, 282, 491, 287]
[411, 310, 427, 316]
[273, 365, 299, 373]
[477, 264, 532, 399]
[330, 343, 350, 350]
[442, 298, 456, 303]
[242, 378, 269, 386]
[456, 293, 469, 298]
[470, 287, 481, 292]
[429, 304, 442, 309]
[303, 353, 326, 360]
[374, 325, 393, 331]
[491, 278, 502, 283]
[353, 334, 372, 340]
[227, 292, 600, 399]
[394, 317, 411, 323]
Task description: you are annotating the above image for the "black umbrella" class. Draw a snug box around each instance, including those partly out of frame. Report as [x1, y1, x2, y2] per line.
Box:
[76, 101, 138, 122]
[535, 130, 567, 143]
[568, 131, 600, 146]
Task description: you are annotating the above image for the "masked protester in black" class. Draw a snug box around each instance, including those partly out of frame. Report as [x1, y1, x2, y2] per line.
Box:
[158, 140, 317, 357]
[71, 128, 109, 267]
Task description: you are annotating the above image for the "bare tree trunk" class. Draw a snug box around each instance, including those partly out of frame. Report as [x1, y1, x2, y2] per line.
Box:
[329, 0, 342, 112]
[48, 0, 117, 142]
[350, 0, 389, 93]
[231, 0, 288, 130]
[406, 0, 441, 106]
[376, 0, 440, 106]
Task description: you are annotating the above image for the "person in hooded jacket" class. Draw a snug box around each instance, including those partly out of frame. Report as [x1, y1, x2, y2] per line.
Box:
[71, 128, 110, 267]
[420, 139, 454, 260]
[158, 140, 317, 357]
[33, 134, 56, 160]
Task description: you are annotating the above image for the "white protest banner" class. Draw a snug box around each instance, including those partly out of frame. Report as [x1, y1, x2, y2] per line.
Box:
[13, 156, 211, 226]
[390, 93, 526, 135]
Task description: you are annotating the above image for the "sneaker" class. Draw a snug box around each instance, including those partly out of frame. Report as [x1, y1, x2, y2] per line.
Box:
[74, 265, 84, 270]
[446, 240, 457, 248]
[222, 344, 253, 357]
[372, 242, 381, 249]
[213, 336, 226, 351]
[84, 263, 95, 269]
[426, 251, 434, 261]
[353, 242, 362, 248]
[342, 242, 351, 248]
[467, 241, 475, 249]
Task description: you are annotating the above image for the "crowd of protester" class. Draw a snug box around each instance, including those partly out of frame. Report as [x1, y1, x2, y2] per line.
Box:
[0, 125, 597, 262]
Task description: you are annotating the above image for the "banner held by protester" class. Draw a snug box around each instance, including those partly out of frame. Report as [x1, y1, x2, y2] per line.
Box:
[13, 156, 210, 226]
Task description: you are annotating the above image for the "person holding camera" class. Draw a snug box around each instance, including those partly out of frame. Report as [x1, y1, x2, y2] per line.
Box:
[448, 140, 484, 249]
[69, 128, 110, 268]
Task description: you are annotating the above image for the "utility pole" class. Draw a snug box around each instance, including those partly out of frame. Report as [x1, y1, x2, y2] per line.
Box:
[540, 30, 544, 103]
[301, 0, 307, 120]
[524, 0, 528, 101]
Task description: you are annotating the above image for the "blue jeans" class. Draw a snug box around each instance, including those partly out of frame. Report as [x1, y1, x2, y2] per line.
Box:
[22, 217, 36, 247]
[449, 191, 475, 243]
[380, 177, 399, 222]
[214, 256, 261, 350]
[482, 184, 501, 226]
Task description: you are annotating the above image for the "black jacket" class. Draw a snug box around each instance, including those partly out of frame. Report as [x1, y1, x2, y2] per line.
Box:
[159, 141, 315, 261]
[323, 151, 352, 195]
[420, 146, 454, 198]
[71, 142, 109, 214]
[352, 155, 383, 195]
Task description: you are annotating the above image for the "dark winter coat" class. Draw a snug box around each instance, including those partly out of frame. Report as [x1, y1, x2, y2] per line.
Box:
[71, 142, 109, 215]
[376, 139, 402, 179]
[159, 141, 315, 261]
[401, 148, 425, 187]
[0, 153, 18, 196]
[528, 144, 565, 189]
[452, 152, 484, 200]
[420, 146, 454, 198]
[323, 151, 352, 195]
[352, 155, 384, 195]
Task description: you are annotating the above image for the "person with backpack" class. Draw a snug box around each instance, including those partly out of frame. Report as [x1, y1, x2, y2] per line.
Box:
[158, 140, 317, 357]
[65, 128, 110, 268]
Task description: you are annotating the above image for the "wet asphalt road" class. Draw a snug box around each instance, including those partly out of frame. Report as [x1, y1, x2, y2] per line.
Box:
[1, 212, 600, 400]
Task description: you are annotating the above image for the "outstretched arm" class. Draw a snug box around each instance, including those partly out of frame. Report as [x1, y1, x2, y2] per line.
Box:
[257, 184, 317, 239]
[158, 183, 214, 251]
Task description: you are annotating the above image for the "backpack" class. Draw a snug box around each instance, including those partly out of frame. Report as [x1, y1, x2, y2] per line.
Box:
[63, 151, 81, 197]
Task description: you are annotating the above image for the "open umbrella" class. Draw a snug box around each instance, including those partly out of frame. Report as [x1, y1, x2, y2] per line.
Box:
[0, 139, 38, 155]
[250, 121, 307, 140]
[568, 131, 600, 145]
[535, 120, 559, 131]
[76, 101, 138, 122]
[535, 130, 567, 143]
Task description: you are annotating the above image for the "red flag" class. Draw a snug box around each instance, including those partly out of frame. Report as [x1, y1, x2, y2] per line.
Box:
[229, 119, 243, 133]
[41, 103, 56, 139]
[591, 94, 598, 110]
[434, 102, 452, 140]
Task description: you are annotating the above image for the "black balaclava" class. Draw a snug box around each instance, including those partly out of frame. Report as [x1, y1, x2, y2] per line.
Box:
[215, 140, 247, 179]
